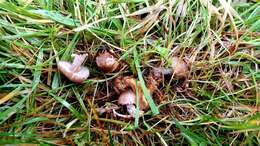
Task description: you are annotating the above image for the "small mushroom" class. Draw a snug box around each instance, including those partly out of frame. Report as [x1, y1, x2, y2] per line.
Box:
[152, 56, 188, 78]
[57, 54, 89, 83]
[113, 89, 144, 118]
[171, 56, 188, 78]
[96, 51, 119, 73]
[113, 76, 151, 118]
[123, 77, 149, 110]
[114, 76, 149, 110]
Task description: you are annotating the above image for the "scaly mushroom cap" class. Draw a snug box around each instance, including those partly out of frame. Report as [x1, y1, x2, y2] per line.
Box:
[96, 51, 119, 73]
[57, 54, 89, 83]
[171, 57, 188, 78]
[118, 90, 136, 105]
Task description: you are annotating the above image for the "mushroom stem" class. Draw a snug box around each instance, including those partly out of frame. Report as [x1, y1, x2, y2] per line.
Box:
[112, 109, 133, 119]
[71, 54, 87, 72]
[96, 106, 120, 115]
[153, 67, 172, 75]
[162, 68, 173, 75]
[126, 104, 136, 116]
[112, 105, 144, 119]
[126, 104, 144, 117]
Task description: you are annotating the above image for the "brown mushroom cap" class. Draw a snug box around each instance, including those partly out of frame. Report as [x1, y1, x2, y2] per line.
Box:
[171, 56, 188, 78]
[57, 54, 89, 83]
[96, 51, 119, 73]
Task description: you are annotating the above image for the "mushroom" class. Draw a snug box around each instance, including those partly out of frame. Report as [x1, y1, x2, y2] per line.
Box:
[113, 89, 144, 118]
[171, 56, 188, 78]
[95, 103, 120, 115]
[114, 76, 149, 110]
[123, 77, 149, 110]
[152, 56, 188, 79]
[96, 51, 119, 73]
[113, 76, 150, 118]
[57, 54, 89, 83]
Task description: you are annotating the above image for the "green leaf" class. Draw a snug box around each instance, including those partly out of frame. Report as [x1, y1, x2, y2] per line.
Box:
[30, 9, 80, 27]
[0, 31, 49, 40]
[51, 73, 60, 89]
[23, 117, 49, 125]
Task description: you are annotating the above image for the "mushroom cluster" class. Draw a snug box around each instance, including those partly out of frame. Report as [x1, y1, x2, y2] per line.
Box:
[57, 50, 120, 83]
[113, 76, 149, 118]
[57, 50, 189, 119]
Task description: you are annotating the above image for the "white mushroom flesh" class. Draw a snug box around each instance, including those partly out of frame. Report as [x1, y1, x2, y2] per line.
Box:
[116, 90, 144, 118]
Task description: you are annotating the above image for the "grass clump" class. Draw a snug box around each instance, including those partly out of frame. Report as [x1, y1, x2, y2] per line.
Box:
[0, 0, 259, 145]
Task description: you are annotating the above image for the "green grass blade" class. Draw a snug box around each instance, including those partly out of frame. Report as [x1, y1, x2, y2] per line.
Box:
[30, 9, 80, 27]
[49, 93, 84, 121]
[0, 94, 27, 124]
[134, 49, 159, 115]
